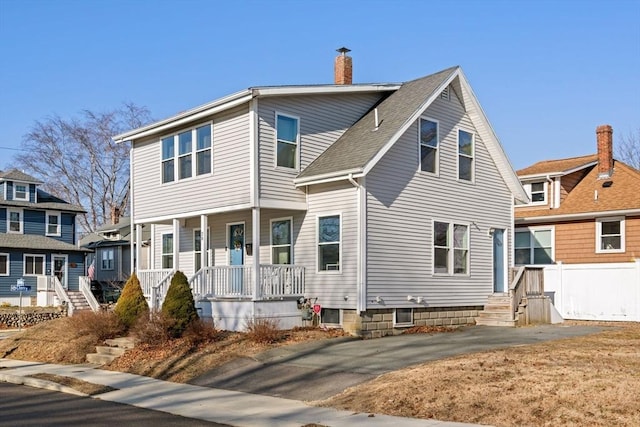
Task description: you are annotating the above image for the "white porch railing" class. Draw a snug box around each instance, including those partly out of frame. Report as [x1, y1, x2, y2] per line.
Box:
[79, 276, 100, 312]
[138, 269, 173, 309]
[189, 265, 305, 299]
[51, 276, 72, 315]
[150, 272, 174, 310]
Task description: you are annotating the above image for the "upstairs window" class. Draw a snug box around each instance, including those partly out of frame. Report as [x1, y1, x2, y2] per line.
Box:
[523, 181, 547, 205]
[271, 218, 292, 264]
[433, 221, 469, 275]
[515, 228, 554, 265]
[46, 212, 61, 236]
[161, 123, 213, 183]
[458, 129, 474, 181]
[419, 118, 438, 174]
[596, 217, 624, 253]
[7, 209, 22, 233]
[276, 114, 299, 169]
[101, 248, 114, 270]
[318, 215, 340, 271]
[14, 184, 28, 201]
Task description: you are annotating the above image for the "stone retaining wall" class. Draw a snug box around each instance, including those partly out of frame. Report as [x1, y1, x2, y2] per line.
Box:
[0, 308, 67, 329]
[342, 306, 481, 338]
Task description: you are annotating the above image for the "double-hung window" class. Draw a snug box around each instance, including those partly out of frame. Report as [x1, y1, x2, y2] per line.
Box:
[161, 124, 213, 183]
[458, 129, 474, 181]
[7, 209, 22, 233]
[24, 254, 45, 275]
[194, 228, 210, 272]
[515, 228, 553, 265]
[433, 221, 469, 275]
[271, 218, 292, 264]
[276, 113, 299, 169]
[0, 253, 8, 276]
[46, 212, 61, 236]
[162, 233, 173, 269]
[318, 215, 340, 271]
[14, 184, 28, 201]
[419, 118, 438, 173]
[101, 248, 114, 270]
[596, 217, 624, 253]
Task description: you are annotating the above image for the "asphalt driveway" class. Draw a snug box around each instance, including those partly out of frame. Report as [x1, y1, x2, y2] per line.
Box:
[189, 324, 606, 401]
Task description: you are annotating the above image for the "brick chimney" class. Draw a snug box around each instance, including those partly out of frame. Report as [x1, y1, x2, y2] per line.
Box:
[334, 47, 352, 85]
[111, 206, 120, 225]
[596, 124, 613, 178]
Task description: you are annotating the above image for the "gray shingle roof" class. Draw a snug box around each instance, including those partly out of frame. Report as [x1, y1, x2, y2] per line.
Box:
[0, 169, 43, 184]
[297, 67, 458, 180]
[1, 199, 86, 213]
[0, 234, 91, 252]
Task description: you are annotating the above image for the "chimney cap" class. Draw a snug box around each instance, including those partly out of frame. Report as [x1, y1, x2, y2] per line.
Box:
[336, 47, 351, 55]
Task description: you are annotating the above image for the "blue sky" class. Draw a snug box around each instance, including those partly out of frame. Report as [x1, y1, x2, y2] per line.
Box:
[0, 0, 638, 171]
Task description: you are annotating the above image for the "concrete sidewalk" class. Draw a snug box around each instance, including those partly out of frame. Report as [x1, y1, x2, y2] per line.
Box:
[0, 358, 481, 427]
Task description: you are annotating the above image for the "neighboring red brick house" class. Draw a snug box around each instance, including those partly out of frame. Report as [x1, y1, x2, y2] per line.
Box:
[514, 125, 640, 265]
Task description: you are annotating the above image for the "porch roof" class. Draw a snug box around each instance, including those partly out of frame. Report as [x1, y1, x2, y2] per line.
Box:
[0, 234, 91, 252]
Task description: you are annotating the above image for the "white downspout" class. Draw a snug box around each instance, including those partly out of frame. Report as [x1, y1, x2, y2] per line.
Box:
[347, 173, 367, 313]
[545, 175, 554, 209]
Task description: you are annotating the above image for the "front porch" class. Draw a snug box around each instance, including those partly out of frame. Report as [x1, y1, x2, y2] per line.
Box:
[138, 264, 305, 310]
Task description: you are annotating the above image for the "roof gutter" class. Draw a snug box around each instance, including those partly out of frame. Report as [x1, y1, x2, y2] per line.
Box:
[294, 168, 364, 187]
[516, 208, 640, 224]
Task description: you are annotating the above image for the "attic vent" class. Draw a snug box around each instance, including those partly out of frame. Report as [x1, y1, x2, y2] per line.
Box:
[441, 86, 450, 100]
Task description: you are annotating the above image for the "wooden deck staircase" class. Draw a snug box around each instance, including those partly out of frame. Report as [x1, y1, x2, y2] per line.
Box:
[476, 266, 548, 327]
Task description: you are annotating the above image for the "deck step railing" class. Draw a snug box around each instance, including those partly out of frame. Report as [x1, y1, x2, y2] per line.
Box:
[509, 266, 546, 321]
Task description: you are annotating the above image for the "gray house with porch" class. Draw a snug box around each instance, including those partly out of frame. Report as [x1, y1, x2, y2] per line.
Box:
[114, 52, 528, 336]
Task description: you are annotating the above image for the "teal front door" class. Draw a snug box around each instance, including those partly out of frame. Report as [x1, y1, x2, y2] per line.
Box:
[229, 224, 244, 294]
[492, 229, 505, 292]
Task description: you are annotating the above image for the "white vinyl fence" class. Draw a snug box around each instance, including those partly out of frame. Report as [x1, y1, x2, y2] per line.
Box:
[544, 260, 640, 322]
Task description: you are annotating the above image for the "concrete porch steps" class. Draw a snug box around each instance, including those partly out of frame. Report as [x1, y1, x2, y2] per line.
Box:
[86, 337, 137, 365]
[476, 294, 517, 327]
[67, 291, 91, 312]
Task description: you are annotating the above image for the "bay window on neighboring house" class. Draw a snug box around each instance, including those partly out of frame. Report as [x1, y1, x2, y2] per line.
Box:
[7, 209, 22, 233]
[458, 129, 474, 181]
[276, 113, 299, 169]
[24, 254, 45, 276]
[596, 217, 625, 253]
[46, 212, 61, 236]
[318, 214, 340, 271]
[419, 118, 439, 174]
[101, 248, 114, 270]
[271, 218, 292, 264]
[161, 123, 213, 184]
[515, 228, 554, 265]
[161, 233, 173, 269]
[433, 221, 469, 275]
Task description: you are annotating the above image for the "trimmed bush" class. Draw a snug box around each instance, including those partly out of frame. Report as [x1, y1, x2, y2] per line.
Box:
[114, 272, 149, 329]
[161, 271, 198, 337]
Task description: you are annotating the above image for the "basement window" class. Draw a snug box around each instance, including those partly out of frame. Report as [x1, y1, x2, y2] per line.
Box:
[395, 308, 414, 326]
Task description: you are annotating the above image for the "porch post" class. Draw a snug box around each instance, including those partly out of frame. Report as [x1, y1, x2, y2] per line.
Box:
[252, 207, 260, 300]
[200, 214, 208, 269]
[173, 219, 180, 271]
[135, 224, 142, 273]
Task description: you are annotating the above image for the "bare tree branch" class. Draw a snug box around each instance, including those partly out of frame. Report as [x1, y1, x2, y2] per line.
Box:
[15, 104, 152, 232]
[615, 128, 640, 171]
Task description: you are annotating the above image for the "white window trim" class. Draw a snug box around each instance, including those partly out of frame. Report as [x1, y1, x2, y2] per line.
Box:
[45, 211, 61, 236]
[394, 308, 414, 327]
[101, 248, 115, 270]
[595, 217, 625, 254]
[316, 213, 342, 274]
[418, 116, 439, 176]
[274, 112, 300, 171]
[515, 226, 556, 265]
[13, 183, 29, 201]
[320, 308, 342, 326]
[432, 220, 471, 276]
[160, 121, 213, 185]
[161, 232, 174, 269]
[456, 128, 475, 183]
[0, 252, 9, 276]
[270, 217, 293, 264]
[523, 181, 548, 206]
[193, 227, 211, 271]
[23, 253, 45, 276]
[7, 208, 23, 234]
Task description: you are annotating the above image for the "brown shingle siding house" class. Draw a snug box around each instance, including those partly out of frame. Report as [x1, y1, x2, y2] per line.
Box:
[515, 125, 640, 265]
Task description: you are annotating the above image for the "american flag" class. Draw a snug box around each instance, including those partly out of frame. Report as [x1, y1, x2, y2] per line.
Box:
[87, 259, 95, 280]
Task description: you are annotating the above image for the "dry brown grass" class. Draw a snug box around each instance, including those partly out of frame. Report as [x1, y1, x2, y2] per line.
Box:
[316, 321, 640, 427]
[28, 373, 116, 395]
